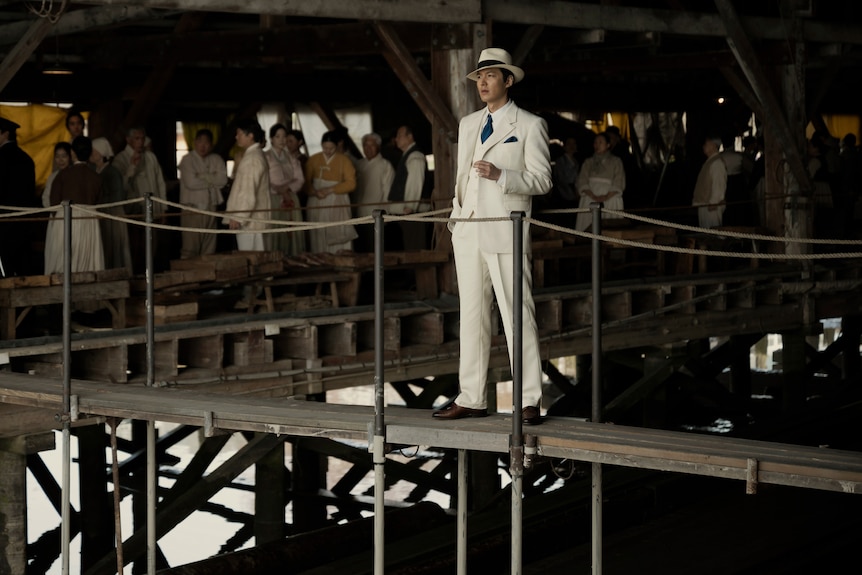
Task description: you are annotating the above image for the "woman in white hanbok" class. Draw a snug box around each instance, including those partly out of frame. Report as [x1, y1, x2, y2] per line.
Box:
[575, 132, 626, 231]
[42, 142, 72, 274]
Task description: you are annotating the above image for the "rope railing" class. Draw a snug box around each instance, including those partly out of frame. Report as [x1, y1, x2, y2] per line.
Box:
[3, 197, 861, 260]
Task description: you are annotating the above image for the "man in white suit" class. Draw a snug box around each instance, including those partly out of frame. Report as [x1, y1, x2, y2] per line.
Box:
[433, 48, 552, 425]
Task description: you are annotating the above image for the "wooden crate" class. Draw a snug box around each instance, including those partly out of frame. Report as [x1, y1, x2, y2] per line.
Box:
[126, 297, 198, 326]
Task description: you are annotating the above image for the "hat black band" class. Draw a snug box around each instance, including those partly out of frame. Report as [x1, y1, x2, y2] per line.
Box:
[476, 59, 507, 68]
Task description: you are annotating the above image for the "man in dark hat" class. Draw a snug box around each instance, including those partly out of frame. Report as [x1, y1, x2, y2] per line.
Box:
[0, 116, 38, 276]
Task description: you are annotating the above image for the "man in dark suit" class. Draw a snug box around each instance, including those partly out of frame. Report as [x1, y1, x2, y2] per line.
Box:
[0, 116, 38, 276]
[433, 48, 552, 425]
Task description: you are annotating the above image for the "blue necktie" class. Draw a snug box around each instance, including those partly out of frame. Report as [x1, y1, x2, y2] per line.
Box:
[481, 114, 493, 143]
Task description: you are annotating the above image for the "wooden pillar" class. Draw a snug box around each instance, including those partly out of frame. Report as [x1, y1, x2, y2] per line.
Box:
[728, 335, 753, 401]
[291, 392, 328, 531]
[781, 330, 807, 411]
[779, 5, 812, 253]
[255, 436, 286, 544]
[841, 315, 862, 381]
[77, 425, 114, 571]
[0, 444, 27, 575]
[130, 419, 148, 575]
[430, 24, 485, 293]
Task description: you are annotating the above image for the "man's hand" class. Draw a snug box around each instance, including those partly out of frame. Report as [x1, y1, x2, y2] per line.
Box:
[473, 160, 501, 181]
[228, 219, 241, 230]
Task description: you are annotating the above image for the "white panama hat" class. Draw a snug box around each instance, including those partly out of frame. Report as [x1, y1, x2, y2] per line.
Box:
[466, 47, 525, 84]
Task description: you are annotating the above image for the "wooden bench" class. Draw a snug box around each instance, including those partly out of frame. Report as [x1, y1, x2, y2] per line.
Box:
[0, 269, 129, 339]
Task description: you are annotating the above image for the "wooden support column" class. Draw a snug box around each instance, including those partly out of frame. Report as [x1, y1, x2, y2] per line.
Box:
[781, 330, 807, 411]
[291, 393, 328, 532]
[429, 24, 484, 292]
[0, 444, 28, 575]
[841, 315, 862, 381]
[728, 335, 753, 402]
[714, 0, 812, 242]
[77, 425, 114, 571]
[255, 434, 287, 544]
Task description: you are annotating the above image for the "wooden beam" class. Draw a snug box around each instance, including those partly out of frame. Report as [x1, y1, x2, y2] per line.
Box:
[720, 66, 765, 119]
[123, 12, 205, 130]
[73, 0, 482, 24]
[511, 24, 544, 67]
[713, 0, 812, 194]
[372, 21, 458, 142]
[0, 17, 52, 92]
[0, 7, 165, 46]
[485, 1, 862, 45]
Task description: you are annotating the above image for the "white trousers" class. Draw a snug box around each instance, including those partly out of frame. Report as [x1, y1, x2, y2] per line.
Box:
[236, 231, 264, 251]
[452, 221, 544, 410]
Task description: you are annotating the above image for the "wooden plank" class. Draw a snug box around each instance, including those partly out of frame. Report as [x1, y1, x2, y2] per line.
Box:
[128, 340, 178, 380]
[357, 317, 400, 353]
[631, 288, 667, 316]
[227, 330, 272, 367]
[319, 322, 357, 357]
[563, 296, 592, 327]
[0, 280, 129, 308]
[536, 299, 562, 332]
[602, 292, 632, 321]
[178, 334, 224, 370]
[126, 298, 198, 326]
[701, 284, 728, 312]
[668, 285, 696, 314]
[74, 346, 129, 384]
[728, 281, 756, 309]
[402, 313, 445, 345]
[272, 325, 318, 360]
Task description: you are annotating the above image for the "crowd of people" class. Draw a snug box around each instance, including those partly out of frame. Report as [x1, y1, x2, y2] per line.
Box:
[547, 123, 861, 238]
[2, 104, 859, 284]
[0, 109, 443, 283]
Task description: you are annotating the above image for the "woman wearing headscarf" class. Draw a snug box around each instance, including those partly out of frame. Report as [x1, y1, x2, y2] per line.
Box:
[303, 130, 357, 253]
[575, 131, 626, 231]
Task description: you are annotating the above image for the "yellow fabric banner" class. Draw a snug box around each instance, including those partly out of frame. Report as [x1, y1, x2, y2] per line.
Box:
[0, 104, 86, 189]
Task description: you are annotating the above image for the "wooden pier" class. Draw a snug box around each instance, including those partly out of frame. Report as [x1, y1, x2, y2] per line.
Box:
[0, 371, 859, 495]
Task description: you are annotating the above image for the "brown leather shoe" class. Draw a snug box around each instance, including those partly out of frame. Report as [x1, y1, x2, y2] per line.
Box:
[522, 406, 542, 425]
[432, 403, 488, 420]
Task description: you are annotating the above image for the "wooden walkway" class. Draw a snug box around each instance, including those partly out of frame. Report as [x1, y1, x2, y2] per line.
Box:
[0, 371, 859, 495]
[2, 262, 859, 397]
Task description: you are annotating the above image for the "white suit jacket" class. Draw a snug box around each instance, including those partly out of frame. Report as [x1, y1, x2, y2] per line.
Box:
[450, 101, 552, 253]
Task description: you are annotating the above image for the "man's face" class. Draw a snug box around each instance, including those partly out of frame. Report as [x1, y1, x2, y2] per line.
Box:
[394, 127, 412, 152]
[235, 128, 255, 149]
[362, 138, 380, 159]
[194, 135, 212, 157]
[0, 130, 8, 146]
[475, 68, 512, 109]
[127, 130, 145, 153]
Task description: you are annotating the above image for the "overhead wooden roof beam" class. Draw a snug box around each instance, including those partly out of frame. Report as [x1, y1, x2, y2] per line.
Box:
[714, 0, 812, 194]
[372, 20, 458, 142]
[0, 18, 53, 93]
[72, 0, 482, 25]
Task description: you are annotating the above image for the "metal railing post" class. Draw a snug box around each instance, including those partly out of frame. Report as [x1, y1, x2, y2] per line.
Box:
[590, 202, 603, 575]
[510, 211, 525, 575]
[372, 210, 386, 575]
